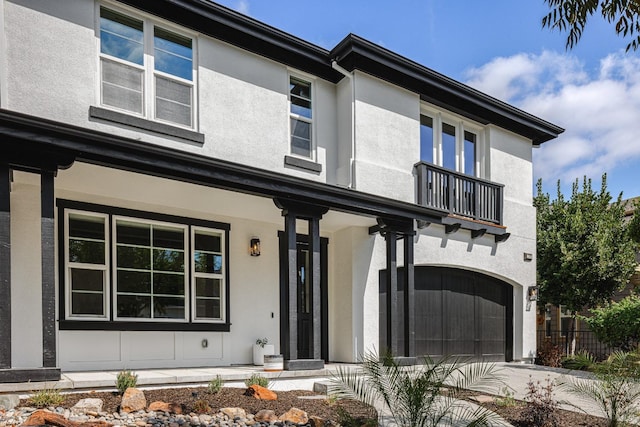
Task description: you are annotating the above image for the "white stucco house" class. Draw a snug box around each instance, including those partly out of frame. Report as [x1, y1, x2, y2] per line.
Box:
[0, 0, 563, 383]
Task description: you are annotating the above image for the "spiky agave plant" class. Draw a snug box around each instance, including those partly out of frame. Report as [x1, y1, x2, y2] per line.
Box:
[559, 350, 640, 427]
[331, 351, 505, 427]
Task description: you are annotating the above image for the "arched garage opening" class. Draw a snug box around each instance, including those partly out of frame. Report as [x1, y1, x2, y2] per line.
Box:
[380, 266, 513, 362]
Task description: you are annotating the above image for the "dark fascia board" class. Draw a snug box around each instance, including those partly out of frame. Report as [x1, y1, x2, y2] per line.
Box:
[116, 0, 342, 83]
[0, 109, 444, 224]
[331, 34, 565, 145]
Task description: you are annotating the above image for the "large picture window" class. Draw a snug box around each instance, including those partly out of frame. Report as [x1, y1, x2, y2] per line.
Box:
[99, 6, 195, 128]
[59, 201, 229, 330]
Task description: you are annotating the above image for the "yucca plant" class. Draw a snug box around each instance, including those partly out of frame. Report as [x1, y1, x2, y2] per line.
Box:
[331, 351, 504, 427]
[559, 350, 640, 427]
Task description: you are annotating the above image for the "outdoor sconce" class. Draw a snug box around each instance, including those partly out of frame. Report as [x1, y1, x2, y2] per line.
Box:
[527, 286, 539, 301]
[250, 238, 261, 256]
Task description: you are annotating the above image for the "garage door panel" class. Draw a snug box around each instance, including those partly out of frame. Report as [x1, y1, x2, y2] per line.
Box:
[379, 266, 512, 361]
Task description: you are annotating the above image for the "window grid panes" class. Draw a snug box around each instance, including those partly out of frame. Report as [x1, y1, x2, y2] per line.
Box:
[67, 212, 108, 318]
[289, 76, 313, 158]
[64, 207, 227, 324]
[99, 6, 194, 128]
[115, 219, 187, 321]
[193, 229, 224, 321]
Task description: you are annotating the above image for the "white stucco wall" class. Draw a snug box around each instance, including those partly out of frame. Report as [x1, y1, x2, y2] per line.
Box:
[352, 71, 419, 201]
[3, 0, 337, 185]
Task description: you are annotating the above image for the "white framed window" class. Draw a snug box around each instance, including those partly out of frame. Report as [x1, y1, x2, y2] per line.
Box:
[289, 75, 314, 159]
[559, 305, 574, 337]
[420, 106, 485, 177]
[98, 5, 196, 128]
[192, 227, 225, 322]
[65, 210, 110, 320]
[60, 202, 229, 327]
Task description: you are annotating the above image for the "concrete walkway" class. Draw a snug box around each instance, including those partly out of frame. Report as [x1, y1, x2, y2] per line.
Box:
[0, 362, 612, 426]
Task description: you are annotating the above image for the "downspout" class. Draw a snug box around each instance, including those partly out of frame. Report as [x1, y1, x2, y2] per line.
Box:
[331, 60, 356, 189]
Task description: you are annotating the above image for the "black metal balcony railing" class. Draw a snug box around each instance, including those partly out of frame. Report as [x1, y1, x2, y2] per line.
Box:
[414, 162, 504, 225]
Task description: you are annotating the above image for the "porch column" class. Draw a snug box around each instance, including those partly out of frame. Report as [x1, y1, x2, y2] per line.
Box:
[41, 170, 56, 368]
[385, 229, 398, 356]
[403, 235, 415, 358]
[372, 217, 415, 361]
[309, 216, 321, 360]
[0, 164, 11, 369]
[283, 210, 298, 361]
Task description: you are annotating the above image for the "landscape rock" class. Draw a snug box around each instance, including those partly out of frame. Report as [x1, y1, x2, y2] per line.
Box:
[254, 409, 278, 423]
[279, 407, 308, 424]
[219, 407, 246, 419]
[20, 409, 112, 427]
[0, 395, 20, 410]
[309, 415, 326, 427]
[147, 401, 182, 414]
[120, 389, 146, 413]
[469, 395, 495, 404]
[244, 385, 277, 401]
[72, 398, 104, 414]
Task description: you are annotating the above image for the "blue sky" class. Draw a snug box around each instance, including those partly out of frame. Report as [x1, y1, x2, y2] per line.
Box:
[216, 0, 640, 200]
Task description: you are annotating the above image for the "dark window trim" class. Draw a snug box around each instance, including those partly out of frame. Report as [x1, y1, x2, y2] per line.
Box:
[57, 199, 230, 332]
[89, 106, 205, 144]
[284, 155, 322, 173]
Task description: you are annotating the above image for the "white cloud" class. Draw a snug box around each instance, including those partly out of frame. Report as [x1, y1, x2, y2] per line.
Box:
[230, 0, 250, 15]
[464, 51, 640, 188]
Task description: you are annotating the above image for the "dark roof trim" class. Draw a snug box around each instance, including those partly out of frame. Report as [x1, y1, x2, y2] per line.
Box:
[114, 1, 562, 145]
[331, 35, 564, 145]
[0, 109, 444, 224]
[116, 0, 342, 83]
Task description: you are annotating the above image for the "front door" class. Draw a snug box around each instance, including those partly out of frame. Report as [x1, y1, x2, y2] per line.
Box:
[278, 233, 328, 360]
[297, 244, 312, 358]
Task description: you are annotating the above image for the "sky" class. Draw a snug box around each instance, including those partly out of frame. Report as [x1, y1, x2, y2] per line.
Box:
[215, 0, 640, 200]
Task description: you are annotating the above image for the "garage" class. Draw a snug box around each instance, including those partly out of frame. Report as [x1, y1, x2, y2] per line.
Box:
[380, 266, 513, 361]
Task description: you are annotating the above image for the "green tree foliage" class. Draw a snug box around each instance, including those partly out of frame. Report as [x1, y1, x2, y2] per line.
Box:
[543, 0, 640, 51]
[582, 295, 640, 351]
[628, 199, 640, 244]
[534, 175, 637, 352]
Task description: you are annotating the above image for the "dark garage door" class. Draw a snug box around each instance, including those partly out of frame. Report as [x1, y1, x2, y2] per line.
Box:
[380, 266, 513, 361]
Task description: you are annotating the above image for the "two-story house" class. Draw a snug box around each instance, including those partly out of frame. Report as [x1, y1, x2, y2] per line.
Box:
[0, 0, 563, 383]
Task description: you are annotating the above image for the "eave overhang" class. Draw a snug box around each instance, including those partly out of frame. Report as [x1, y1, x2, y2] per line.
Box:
[331, 35, 564, 145]
[0, 109, 443, 225]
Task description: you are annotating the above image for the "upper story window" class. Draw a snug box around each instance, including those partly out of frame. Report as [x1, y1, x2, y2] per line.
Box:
[420, 107, 483, 177]
[289, 76, 313, 159]
[99, 6, 195, 128]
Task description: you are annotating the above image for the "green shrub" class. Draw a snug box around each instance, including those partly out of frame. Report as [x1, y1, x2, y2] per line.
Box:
[561, 349, 596, 371]
[207, 375, 223, 393]
[27, 386, 65, 408]
[495, 386, 519, 407]
[582, 295, 640, 351]
[116, 369, 138, 394]
[244, 373, 269, 388]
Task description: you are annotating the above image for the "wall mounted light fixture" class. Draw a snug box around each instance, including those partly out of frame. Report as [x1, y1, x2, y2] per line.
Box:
[527, 286, 539, 301]
[250, 237, 261, 256]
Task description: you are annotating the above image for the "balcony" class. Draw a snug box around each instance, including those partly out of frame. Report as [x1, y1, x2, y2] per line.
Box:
[414, 162, 504, 225]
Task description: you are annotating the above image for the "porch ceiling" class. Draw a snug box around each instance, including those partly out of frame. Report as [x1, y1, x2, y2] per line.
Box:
[53, 163, 374, 233]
